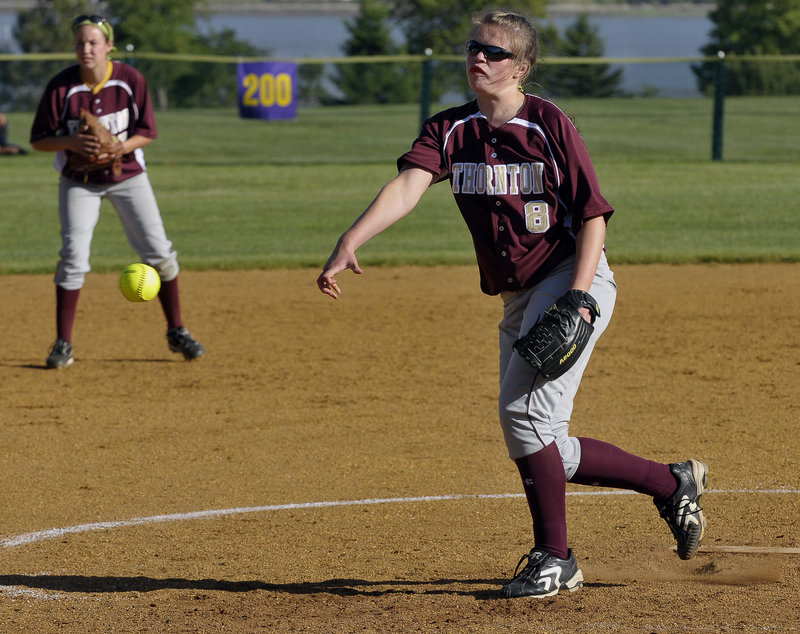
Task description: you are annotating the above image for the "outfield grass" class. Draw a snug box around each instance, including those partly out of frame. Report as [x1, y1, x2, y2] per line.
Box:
[1, 96, 798, 275]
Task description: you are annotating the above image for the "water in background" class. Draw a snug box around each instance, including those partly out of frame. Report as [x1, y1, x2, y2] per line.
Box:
[570, 15, 713, 96]
[0, 11, 13, 51]
[0, 10, 713, 97]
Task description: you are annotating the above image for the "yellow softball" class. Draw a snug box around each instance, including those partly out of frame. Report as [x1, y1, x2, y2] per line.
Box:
[119, 263, 161, 302]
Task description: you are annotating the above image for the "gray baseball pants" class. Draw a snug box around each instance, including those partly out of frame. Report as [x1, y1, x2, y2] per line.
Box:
[55, 172, 179, 290]
[498, 253, 617, 478]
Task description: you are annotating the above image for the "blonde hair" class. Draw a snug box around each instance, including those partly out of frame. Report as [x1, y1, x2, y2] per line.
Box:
[470, 10, 539, 84]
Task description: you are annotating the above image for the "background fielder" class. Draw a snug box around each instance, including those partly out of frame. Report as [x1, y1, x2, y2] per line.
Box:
[30, 14, 204, 368]
[318, 10, 708, 599]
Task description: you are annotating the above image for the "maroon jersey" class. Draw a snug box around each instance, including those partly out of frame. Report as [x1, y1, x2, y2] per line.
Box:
[30, 61, 157, 184]
[398, 94, 613, 295]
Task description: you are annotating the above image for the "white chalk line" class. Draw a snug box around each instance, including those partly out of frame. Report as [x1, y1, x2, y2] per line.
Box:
[2, 487, 798, 551]
[696, 545, 800, 554]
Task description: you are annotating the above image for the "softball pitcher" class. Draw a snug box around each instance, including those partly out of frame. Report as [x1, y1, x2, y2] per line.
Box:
[318, 10, 708, 598]
[30, 14, 203, 368]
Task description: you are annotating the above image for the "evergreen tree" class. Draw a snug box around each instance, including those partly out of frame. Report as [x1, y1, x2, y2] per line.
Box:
[693, 0, 800, 95]
[390, 0, 548, 101]
[107, 0, 262, 108]
[537, 14, 624, 99]
[391, 0, 546, 56]
[14, 0, 91, 53]
[331, 0, 417, 104]
[2, 0, 93, 108]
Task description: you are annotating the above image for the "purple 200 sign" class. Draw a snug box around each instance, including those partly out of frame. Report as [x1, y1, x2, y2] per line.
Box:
[237, 62, 297, 120]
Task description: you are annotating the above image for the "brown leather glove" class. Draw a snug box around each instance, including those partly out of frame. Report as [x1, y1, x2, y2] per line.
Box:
[67, 108, 123, 177]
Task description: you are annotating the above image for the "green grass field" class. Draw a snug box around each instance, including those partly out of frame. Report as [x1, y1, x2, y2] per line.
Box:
[1, 96, 799, 275]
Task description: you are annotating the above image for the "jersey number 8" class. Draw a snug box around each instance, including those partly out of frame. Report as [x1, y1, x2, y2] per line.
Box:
[524, 201, 550, 234]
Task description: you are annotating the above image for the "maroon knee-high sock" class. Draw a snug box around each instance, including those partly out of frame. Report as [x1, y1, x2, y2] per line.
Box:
[158, 277, 183, 329]
[571, 437, 677, 500]
[514, 442, 569, 559]
[56, 286, 80, 342]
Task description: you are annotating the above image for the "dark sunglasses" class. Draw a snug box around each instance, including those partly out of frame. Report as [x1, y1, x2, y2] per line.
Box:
[72, 14, 108, 30]
[466, 40, 514, 61]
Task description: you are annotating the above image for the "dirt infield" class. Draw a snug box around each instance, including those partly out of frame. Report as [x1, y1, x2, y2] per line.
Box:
[1, 264, 798, 632]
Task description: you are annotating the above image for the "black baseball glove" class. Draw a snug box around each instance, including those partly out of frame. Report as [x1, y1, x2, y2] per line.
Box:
[513, 289, 600, 381]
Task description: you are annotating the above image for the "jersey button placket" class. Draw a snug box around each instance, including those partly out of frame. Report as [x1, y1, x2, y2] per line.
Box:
[496, 208, 513, 285]
[497, 223, 511, 283]
[490, 132, 512, 286]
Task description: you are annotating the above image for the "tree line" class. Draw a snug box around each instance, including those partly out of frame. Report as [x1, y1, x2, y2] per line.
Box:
[1, 0, 798, 111]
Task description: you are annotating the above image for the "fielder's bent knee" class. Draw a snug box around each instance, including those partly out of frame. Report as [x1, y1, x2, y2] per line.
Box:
[152, 256, 179, 283]
[54, 260, 89, 290]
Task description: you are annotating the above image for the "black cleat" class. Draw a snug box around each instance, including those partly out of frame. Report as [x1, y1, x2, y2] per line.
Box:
[167, 327, 205, 360]
[654, 458, 708, 560]
[46, 338, 74, 369]
[501, 547, 583, 598]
